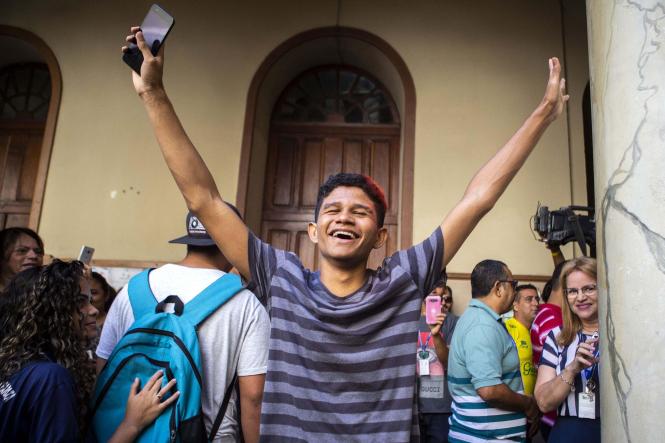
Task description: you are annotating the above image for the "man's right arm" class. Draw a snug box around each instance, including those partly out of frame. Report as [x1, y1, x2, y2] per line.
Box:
[465, 325, 539, 436]
[477, 384, 538, 413]
[125, 28, 250, 279]
[477, 384, 540, 436]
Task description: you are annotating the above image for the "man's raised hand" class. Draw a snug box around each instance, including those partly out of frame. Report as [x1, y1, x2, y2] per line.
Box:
[541, 57, 569, 124]
[122, 27, 165, 97]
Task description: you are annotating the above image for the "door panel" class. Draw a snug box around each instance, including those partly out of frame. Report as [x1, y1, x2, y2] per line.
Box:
[0, 129, 42, 229]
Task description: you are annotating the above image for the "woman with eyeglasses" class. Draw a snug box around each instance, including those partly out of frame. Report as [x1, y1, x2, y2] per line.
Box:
[533, 257, 600, 442]
[0, 227, 45, 291]
[0, 260, 180, 442]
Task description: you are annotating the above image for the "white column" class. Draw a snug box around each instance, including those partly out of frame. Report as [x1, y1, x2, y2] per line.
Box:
[586, 1, 665, 442]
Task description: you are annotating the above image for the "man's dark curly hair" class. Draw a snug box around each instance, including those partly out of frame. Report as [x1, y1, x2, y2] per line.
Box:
[314, 173, 388, 227]
[0, 260, 94, 434]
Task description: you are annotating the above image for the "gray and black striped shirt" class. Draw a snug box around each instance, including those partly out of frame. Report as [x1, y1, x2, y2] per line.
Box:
[248, 228, 444, 442]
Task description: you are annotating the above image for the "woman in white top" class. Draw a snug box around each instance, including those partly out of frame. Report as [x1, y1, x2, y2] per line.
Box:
[534, 257, 600, 443]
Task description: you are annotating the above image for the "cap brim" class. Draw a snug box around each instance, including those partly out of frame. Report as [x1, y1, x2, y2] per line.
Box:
[168, 235, 217, 246]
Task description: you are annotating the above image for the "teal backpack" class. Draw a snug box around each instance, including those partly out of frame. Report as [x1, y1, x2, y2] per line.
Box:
[91, 270, 244, 443]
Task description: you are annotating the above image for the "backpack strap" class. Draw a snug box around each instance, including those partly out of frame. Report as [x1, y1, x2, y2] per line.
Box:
[127, 269, 159, 320]
[180, 272, 244, 328]
[208, 372, 238, 442]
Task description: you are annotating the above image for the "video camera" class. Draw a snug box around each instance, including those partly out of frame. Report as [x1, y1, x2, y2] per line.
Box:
[532, 204, 595, 256]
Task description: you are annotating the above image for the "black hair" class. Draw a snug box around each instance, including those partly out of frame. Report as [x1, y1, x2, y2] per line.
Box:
[541, 279, 553, 303]
[0, 227, 44, 259]
[314, 173, 387, 227]
[0, 266, 43, 342]
[445, 285, 453, 298]
[433, 270, 448, 289]
[514, 283, 538, 302]
[550, 260, 567, 291]
[470, 259, 509, 298]
[186, 244, 221, 256]
[91, 272, 117, 313]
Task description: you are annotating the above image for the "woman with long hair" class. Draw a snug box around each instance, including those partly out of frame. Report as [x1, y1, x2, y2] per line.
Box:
[534, 257, 600, 442]
[0, 227, 45, 291]
[90, 271, 117, 331]
[0, 260, 179, 442]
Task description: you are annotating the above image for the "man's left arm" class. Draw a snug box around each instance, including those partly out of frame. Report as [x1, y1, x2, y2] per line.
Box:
[439, 58, 568, 267]
[235, 300, 271, 442]
[238, 374, 265, 443]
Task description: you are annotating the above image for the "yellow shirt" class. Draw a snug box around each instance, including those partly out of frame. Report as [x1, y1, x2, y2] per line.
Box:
[504, 317, 536, 396]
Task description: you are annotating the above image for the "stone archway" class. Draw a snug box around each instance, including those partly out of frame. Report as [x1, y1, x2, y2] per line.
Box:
[236, 26, 416, 249]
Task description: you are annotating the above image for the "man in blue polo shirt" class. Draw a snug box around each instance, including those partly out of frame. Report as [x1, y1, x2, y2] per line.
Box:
[448, 260, 540, 442]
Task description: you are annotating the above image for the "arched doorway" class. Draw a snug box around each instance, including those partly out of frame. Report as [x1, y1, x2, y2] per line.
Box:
[262, 66, 401, 270]
[0, 26, 61, 230]
[237, 27, 416, 266]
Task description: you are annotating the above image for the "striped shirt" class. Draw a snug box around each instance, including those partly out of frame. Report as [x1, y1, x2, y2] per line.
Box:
[540, 328, 601, 418]
[448, 299, 526, 442]
[248, 229, 444, 442]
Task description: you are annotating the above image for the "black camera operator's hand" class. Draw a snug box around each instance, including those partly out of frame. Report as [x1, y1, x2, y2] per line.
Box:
[546, 244, 565, 266]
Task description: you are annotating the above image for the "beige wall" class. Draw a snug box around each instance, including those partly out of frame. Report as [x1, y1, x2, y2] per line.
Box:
[1, 0, 589, 276]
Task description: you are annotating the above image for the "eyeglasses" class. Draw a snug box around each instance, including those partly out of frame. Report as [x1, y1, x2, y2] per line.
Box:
[13, 247, 44, 256]
[498, 280, 519, 291]
[521, 295, 541, 303]
[565, 284, 597, 297]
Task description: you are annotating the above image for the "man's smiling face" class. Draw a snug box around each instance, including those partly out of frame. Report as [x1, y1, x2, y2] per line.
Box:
[308, 186, 387, 268]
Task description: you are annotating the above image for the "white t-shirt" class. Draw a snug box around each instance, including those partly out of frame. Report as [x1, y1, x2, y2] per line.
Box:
[96, 264, 270, 441]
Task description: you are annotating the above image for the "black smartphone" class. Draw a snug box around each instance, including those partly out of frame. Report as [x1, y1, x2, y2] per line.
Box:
[123, 4, 175, 74]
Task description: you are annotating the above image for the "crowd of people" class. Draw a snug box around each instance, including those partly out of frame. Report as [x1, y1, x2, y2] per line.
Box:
[0, 23, 602, 443]
[417, 253, 600, 443]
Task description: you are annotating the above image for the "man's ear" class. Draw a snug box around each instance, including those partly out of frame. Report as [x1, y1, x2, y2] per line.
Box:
[373, 226, 389, 250]
[492, 281, 502, 298]
[307, 222, 319, 244]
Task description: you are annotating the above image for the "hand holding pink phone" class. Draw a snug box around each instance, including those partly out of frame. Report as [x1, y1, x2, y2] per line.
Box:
[425, 295, 442, 324]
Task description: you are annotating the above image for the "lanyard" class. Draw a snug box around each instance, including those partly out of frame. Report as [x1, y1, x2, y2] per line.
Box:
[578, 332, 600, 390]
[419, 332, 432, 355]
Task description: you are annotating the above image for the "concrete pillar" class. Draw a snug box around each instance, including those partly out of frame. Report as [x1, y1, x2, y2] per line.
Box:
[586, 1, 665, 442]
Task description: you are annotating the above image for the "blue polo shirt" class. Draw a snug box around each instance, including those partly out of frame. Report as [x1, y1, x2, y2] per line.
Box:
[447, 299, 526, 442]
[0, 360, 79, 443]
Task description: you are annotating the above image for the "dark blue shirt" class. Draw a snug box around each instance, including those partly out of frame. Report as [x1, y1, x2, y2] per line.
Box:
[0, 360, 79, 443]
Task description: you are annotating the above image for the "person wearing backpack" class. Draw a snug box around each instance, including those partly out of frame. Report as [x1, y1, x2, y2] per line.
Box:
[95, 208, 270, 443]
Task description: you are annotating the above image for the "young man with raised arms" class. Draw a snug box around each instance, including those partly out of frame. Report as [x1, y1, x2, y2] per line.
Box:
[122, 26, 568, 442]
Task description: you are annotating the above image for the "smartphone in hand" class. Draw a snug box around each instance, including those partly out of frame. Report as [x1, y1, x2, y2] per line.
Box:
[123, 4, 175, 74]
[425, 295, 442, 324]
[78, 246, 95, 265]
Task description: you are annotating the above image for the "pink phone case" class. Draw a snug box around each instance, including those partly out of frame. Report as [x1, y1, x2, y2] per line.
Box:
[425, 295, 442, 324]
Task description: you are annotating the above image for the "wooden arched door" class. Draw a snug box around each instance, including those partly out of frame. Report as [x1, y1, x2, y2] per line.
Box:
[0, 63, 50, 228]
[261, 66, 401, 270]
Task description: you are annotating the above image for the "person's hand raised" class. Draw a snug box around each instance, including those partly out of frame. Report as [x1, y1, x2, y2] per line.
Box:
[427, 312, 447, 335]
[540, 57, 569, 124]
[122, 27, 165, 98]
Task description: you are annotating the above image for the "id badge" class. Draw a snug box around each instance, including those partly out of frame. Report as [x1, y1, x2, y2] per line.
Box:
[419, 355, 430, 376]
[578, 392, 596, 419]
